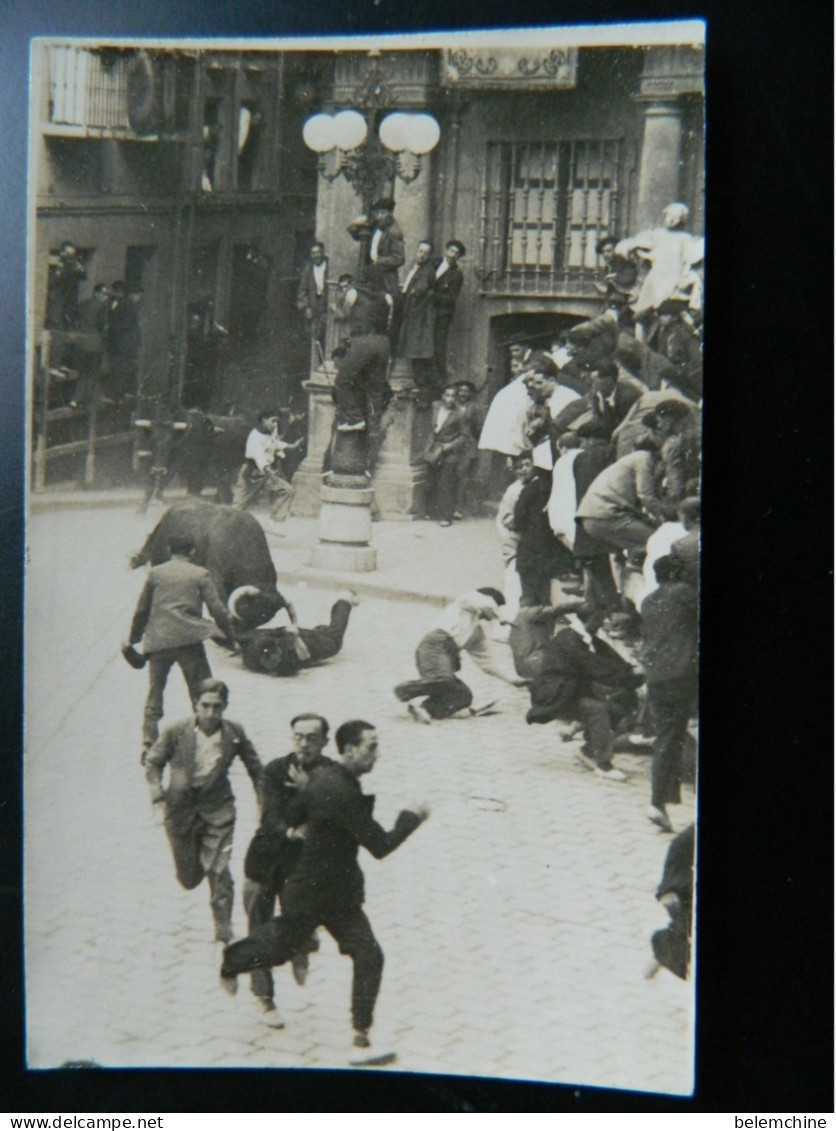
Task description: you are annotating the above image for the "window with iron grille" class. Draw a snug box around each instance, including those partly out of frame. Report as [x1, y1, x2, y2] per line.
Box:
[46, 46, 131, 130]
[477, 138, 634, 295]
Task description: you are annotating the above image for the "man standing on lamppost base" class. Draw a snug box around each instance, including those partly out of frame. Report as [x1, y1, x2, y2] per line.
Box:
[348, 197, 405, 299]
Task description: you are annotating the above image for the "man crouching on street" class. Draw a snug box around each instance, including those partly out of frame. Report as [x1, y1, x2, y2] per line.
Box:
[219, 719, 428, 1065]
[145, 679, 263, 943]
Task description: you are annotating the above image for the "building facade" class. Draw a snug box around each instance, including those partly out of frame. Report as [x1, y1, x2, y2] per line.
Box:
[29, 36, 704, 497]
[30, 43, 322, 486]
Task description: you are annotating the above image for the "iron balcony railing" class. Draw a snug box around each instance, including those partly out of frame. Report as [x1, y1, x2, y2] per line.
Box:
[45, 45, 132, 131]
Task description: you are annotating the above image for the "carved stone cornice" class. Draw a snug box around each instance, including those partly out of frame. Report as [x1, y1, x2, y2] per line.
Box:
[332, 51, 439, 109]
[635, 45, 705, 100]
[442, 46, 577, 89]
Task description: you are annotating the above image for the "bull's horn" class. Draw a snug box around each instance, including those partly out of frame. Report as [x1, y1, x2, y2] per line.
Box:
[228, 585, 261, 619]
[134, 419, 152, 428]
[173, 421, 189, 432]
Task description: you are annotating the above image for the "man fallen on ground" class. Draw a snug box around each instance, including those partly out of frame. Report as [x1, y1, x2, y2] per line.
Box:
[394, 587, 525, 723]
[236, 591, 359, 676]
[220, 719, 429, 1064]
[525, 603, 644, 782]
[242, 713, 335, 1027]
[145, 679, 262, 943]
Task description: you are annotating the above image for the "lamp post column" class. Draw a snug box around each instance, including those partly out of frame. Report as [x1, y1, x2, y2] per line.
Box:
[372, 155, 435, 518]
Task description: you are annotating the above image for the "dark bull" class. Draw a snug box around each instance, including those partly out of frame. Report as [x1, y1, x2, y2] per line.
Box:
[134, 408, 248, 512]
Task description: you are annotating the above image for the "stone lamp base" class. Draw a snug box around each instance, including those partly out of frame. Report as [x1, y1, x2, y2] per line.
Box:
[309, 476, 378, 572]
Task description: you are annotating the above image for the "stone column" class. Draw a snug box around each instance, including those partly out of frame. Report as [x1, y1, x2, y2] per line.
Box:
[634, 100, 684, 232]
[290, 377, 335, 516]
[370, 154, 435, 518]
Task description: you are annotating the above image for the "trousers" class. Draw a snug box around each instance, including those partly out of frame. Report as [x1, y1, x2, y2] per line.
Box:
[425, 455, 459, 523]
[576, 693, 636, 770]
[223, 889, 384, 1032]
[233, 465, 295, 522]
[580, 515, 656, 553]
[164, 797, 236, 937]
[394, 629, 473, 718]
[300, 599, 352, 662]
[648, 676, 697, 808]
[143, 643, 212, 746]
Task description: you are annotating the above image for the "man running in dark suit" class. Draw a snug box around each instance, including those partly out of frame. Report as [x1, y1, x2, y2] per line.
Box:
[220, 719, 428, 1062]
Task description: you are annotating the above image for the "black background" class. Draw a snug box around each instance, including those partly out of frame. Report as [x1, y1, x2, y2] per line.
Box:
[1, 0, 832, 1114]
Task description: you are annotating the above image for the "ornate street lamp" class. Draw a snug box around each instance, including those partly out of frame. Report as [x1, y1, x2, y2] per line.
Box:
[302, 107, 440, 212]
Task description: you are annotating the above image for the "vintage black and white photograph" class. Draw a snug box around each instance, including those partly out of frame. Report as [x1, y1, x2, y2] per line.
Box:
[25, 22, 704, 1092]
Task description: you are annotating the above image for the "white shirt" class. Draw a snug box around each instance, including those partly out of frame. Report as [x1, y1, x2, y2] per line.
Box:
[312, 261, 326, 295]
[434, 405, 453, 433]
[370, 228, 383, 263]
[478, 375, 532, 456]
[434, 592, 518, 684]
[402, 263, 419, 293]
[245, 427, 285, 472]
[548, 448, 582, 546]
[192, 726, 224, 787]
[435, 259, 450, 280]
[548, 384, 580, 420]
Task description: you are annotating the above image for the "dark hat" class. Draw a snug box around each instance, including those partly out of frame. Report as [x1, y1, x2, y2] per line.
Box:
[121, 643, 147, 670]
[445, 239, 466, 257]
[370, 197, 395, 212]
[595, 234, 618, 254]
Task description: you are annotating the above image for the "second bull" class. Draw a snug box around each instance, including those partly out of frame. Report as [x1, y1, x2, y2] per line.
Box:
[134, 407, 249, 511]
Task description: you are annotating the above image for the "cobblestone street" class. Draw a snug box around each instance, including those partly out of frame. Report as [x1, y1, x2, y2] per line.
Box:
[25, 504, 695, 1094]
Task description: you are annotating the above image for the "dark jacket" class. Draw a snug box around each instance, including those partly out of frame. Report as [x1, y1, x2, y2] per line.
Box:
[641, 581, 698, 684]
[283, 762, 422, 906]
[369, 220, 405, 295]
[244, 752, 333, 886]
[145, 717, 262, 812]
[398, 260, 436, 358]
[552, 379, 642, 439]
[514, 471, 571, 577]
[296, 260, 329, 319]
[430, 262, 464, 319]
[527, 625, 642, 723]
[424, 403, 466, 464]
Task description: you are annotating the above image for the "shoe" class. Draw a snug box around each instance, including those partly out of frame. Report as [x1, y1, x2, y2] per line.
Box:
[337, 589, 360, 607]
[647, 805, 674, 832]
[595, 766, 627, 782]
[219, 972, 238, 996]
[439, 520, 452, 527]
[261, 1004, 285, 1028]
[291, 952, 309, 986]
[452, 511, 464, 520]
[349, 1031, 397, 1068]
[408, 703, 433, 725]
[336, 420, 366, 432]
[469, 699, 499, 717]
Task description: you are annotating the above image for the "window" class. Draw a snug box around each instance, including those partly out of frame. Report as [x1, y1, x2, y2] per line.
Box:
[479, 138, 632, 294]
